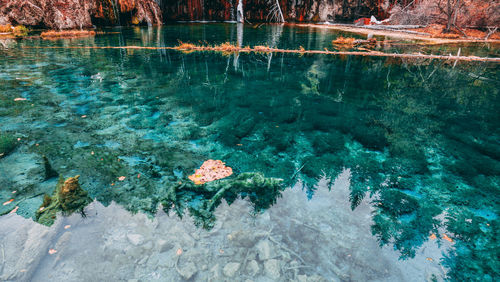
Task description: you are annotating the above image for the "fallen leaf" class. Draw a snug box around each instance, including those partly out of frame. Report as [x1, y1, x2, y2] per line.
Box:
[442, 233, 453, 242]
[176, 248, 183, 255]
[48, 249, 57, 255]
[426, 257, 433, 261]
[429, 233, 437, 240]
[188, 159, 233, 185]
[118, 176, 126, 181]
[14, 97, 27, 101]
[9, 206, 19, 214]
[3, 199, 14, 206]
[64, 225, 71, 229]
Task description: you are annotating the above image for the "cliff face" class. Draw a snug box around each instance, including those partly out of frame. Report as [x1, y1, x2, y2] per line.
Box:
[159, 0, 383, 23]
[0, 0, 388, 29]
[0, 0, 162, 29]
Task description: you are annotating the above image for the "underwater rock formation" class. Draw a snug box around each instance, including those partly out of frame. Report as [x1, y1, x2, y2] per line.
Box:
[0, 0, 162, 29]
[36, 175, 92, 226]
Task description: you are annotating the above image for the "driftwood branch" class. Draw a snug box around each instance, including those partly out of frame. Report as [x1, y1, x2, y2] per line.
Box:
[485, 27, 498, 40]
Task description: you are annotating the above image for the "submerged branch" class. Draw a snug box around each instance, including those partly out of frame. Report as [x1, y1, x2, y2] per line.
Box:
[22, 44, 500, 63]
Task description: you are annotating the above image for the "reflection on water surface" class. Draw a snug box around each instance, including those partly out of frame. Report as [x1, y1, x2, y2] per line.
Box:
[0, 24, 498, 281]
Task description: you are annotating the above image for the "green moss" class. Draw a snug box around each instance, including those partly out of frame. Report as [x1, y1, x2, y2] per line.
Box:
[161, 172, 283, 229]
[35, 175, 92, 226]
[12, 25, 29, 37]
[0, 133, 17, 158]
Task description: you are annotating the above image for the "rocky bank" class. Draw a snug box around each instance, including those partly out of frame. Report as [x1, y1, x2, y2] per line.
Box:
[0, 0, 162, 29]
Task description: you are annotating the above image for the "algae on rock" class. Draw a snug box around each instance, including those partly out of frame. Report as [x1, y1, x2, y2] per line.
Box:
[162, 172, 283, 229]
[0, 132, 17, 158]
[35, 175, 92, 226]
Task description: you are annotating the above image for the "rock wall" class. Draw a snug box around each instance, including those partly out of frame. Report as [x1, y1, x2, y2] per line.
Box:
[159, 0, 384, 23]
[0, 0, 162, 29]
[0, 0, 391, 29]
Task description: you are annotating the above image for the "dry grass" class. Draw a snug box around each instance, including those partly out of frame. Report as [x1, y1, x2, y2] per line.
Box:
[0, 24, 12, 33]
[41, 30, 96, 39]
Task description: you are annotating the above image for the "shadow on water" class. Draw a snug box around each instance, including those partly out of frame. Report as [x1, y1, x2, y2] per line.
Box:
[0, 25, 499, 280]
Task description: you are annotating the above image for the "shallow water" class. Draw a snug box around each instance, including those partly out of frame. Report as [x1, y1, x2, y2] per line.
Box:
[0, 24, 499, 281]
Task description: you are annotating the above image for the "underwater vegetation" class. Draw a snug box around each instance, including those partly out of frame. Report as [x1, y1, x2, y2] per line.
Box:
[0, 132, 17, 158]
[0, 26, 498, 280]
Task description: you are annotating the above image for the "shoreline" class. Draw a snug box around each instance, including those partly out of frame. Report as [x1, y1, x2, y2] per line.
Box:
[295, 23, 500, 45]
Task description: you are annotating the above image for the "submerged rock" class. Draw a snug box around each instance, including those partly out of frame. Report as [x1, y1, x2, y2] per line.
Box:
[223, 262, 241, 277]
[35, 175, 92, 226]
[264, 259, 281, 279]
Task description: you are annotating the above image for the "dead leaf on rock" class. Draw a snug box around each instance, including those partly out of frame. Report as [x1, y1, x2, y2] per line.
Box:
[3, 199, 14, 206]
[442, 234, 453, 242]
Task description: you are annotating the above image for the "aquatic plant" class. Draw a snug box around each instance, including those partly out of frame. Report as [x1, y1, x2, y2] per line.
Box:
[40, 30, 96, 39]
[0, 24, 12, 33]
[162, 172, 283, 229]
[12, 25, 28, 37]
[0, 133, 16, 158]
[35, 175, 92, 226]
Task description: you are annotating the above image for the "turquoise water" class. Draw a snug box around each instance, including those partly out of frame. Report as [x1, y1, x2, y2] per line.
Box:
[0, 24, 499, 281]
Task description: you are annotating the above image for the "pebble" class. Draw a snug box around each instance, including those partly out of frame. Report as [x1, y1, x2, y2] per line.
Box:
[178, 261, 197, 280]
[223, 262, 241, 277]
[256, 239, 274, 260]
[127, 234, 144, 246]
[264, 259, 281, 279]
[246, 260, 260, 276]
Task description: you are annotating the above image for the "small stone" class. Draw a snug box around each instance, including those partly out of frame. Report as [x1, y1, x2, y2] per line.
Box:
[142, 241, 153, 250]
[157, 239, 173, 252]
[246, 260, 260, 276]
[264, 259, 281, 279]
[256, 239, 274, 260]
[223, 262, 241, 277]
[297, 275, 308, 282]
[127, 234, 144, 246]
[178, 261, 197, 280]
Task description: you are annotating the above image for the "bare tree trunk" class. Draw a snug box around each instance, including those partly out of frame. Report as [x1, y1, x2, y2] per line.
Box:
[276, 0, 285, 23]
[237, 0, 244, 23]
[451, 0, 460, 27]
[446, 0, 452, 31]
